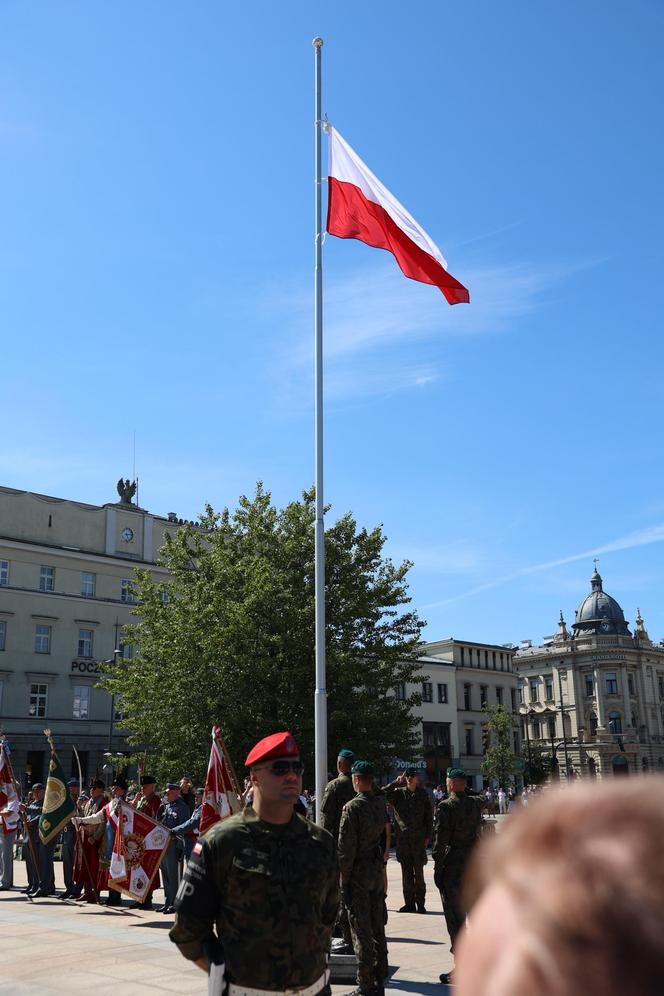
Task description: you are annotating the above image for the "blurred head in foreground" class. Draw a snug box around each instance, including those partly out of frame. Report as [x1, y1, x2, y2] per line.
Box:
[456, 778, 664, 996]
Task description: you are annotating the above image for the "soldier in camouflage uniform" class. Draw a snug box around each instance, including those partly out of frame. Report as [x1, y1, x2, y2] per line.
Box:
[384, 767, 432, 913]
[338, 760, 388, 996]
[170, 731, 338, 996]
[320, 747, 355, 952]
[432, 766, 482, 986]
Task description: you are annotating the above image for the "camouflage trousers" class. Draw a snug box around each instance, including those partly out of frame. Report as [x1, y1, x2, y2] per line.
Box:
[435, 853, 470, 954]
[395, 835, 427, 906]
[348, 879, 388, 992]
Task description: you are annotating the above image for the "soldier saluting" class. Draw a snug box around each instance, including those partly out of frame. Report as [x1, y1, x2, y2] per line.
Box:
[170, 731, 339, 996]
[384, 766, 432, 914]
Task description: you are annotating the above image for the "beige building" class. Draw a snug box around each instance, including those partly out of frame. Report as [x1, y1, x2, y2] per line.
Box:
[0, 481, 184, 788]
[515, 569, 664, 778]
[389, 656, 459, 784]
[421, 638, 520, 789]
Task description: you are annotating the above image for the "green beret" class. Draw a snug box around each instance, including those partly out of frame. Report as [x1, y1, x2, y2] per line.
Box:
[351, 760, 374, 776]
[338, 748, 355, 759]
[447, 767, 467, 779]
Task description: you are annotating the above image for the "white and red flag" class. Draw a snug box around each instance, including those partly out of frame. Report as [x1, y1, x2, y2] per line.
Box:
[200, 726, 240, 835]
[0, 742, 20, 835]
[327, 126, 469, 305]
[109, 799, 171, 902]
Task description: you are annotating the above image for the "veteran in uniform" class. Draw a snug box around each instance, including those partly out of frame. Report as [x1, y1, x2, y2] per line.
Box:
[338, 760, 389, 996]
[432, 766, 483, 986]
[158, 782, 190, 914]
[60, 778, 82, 899]
[131, 774, 161, 909]
[384, 767, 432, 913]
[74, 778, 107, 903]
[170, 731, 339, 996]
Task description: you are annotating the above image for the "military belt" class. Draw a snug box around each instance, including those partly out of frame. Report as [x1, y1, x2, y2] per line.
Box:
[227, 969, 329, 996]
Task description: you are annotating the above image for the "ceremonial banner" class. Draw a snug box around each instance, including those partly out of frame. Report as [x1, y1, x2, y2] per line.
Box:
[109, 799, 171, 901]
[327, 126, 469, 305]
[39, 730, 77, 844]
[0, 741, 20, 834]
[200, 726, 240, 835]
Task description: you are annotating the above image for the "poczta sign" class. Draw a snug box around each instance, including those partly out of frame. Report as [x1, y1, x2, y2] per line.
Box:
[71, 660, 101, 674]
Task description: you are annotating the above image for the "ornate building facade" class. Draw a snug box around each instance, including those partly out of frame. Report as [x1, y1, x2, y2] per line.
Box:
[515, 569, 664, 778]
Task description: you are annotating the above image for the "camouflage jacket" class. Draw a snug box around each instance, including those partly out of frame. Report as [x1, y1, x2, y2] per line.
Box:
[170, 809, 339, 989]
[338, 791, 387, 887]
[432, 792, 482, 862]
[384, 781, 433, 839]
[319, 772, 355, 840]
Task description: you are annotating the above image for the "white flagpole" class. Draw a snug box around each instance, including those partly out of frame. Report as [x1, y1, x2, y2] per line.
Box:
[313, 36, 327, 822]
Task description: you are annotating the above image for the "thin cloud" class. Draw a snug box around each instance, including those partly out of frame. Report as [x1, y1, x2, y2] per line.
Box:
[422, 523, 664, 610]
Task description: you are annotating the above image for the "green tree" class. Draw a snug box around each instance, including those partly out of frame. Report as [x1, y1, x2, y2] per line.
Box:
[523, 740, 555, 786]
[481, 705, 518, 788]
[100, 484, 425, 783]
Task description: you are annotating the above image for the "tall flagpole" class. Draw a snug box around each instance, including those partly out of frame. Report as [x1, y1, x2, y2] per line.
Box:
[313, 36, 327, 822]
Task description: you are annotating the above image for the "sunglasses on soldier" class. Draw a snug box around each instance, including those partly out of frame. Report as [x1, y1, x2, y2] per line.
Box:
[260, 759, 305, 776]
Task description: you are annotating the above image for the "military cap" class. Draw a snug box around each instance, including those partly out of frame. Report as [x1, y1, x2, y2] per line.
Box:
[112, 775, 128, 791]
[67, 777, 79, 787]
[351, 760, 374, 776]
[31, 782, 45, 790]
[447, 766, 467, 779]
[405, 767, 419, 776]
[195, 786, 205, 795]
[140, 774, 156, 785]
[338, 748, 355, 759]
[90, 778, 106, 790]
[166, 782, 180, 791]
[245, 731, 299, 767]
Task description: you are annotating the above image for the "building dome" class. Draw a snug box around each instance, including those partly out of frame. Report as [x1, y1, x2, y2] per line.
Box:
[572, 569, 631, 636]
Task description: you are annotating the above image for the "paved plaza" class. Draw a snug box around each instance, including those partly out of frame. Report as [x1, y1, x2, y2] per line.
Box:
[0, 856, 452, 996]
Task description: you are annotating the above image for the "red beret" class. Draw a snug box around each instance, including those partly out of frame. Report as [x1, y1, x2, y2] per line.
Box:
[245, 731, 299, 767]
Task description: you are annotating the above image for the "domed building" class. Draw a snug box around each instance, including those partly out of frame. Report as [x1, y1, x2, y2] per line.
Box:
[515, 568, 664, 779]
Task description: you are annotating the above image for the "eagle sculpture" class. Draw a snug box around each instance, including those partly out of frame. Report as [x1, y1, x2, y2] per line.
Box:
[117, 478, 137, 504]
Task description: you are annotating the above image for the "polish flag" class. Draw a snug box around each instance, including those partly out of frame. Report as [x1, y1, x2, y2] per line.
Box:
[327, 127, 469, 305]
[0, 742, 20, 835]
[109, 799, 171, 902]
[199, 727, 241, 836]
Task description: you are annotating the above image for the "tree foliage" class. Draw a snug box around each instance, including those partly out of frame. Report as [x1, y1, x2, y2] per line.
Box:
[481, 704, 518, 788]
[523, 740, 555, 786]
[100, 484, 425, 784]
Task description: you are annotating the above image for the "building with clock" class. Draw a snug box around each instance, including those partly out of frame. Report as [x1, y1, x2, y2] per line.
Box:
[0, 481, 187, 788]
[515, 568, 664, 779]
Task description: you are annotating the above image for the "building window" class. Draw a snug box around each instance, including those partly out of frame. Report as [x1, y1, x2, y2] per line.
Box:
[584, 673, 594, 696]
[464, 727, 474, 754]
[658, 676, 664, 700]
[460, 646, 465, 666]
[496, 686, 503, 705]
[484, 650, 489, 669]
[80, 572, 96, 598]
[532, 718, 541, 739]
[394, 683, 406, 701]
[548, 716, 556, 739]
[544, 677, 554, 701]
[605, 672, 618, 695]
[121, 643, 135, 660]
[0, 560, 8, 585]
[160, 588, 170, 604]
[608, 711, 622, 734]
[480, 685, 488, 709]
[422, 681, 433, 703]
[120, 579, 135, 604]
[529, 679, 539, 703]
[73, 685, 90, 720]
[423, 722, 451, 751]
[437, 682, 448, 704]
[35, 625, 51, 653]
[29, 683, 48, 718]
[492, 651, 496, 669]
[77, 629, 94, 658]
[589, 711, 598, 736]
[517, 683, 524, 704]
[510, 688, 516, 710]
[114, 697, 125, 722]
[627, 673, 635, 696]
[464, 683, 472, 710]
[39, 566, 55, 592]
[0, 620, 5, 651]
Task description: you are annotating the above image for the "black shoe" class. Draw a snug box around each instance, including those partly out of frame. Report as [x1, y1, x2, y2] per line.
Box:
[129, 900, 153, 910]
[399, 903, 416, 913]
[439, 971, 454, 986]
[60, 891, 72, 900]
[31, 889, 54, 898]
[416, 902, 427, 914]
[331, 942, 354, 955]
[162, 905, 175, 915]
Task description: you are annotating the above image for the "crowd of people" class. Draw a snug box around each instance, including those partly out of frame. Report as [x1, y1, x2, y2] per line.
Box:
[3, 738, 664, 996]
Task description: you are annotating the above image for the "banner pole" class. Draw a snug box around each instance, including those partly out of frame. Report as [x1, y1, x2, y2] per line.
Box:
[312, 36, 328, 823]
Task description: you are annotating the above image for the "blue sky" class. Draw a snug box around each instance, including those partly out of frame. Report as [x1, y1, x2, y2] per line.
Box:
[2, 2, 664, 646]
